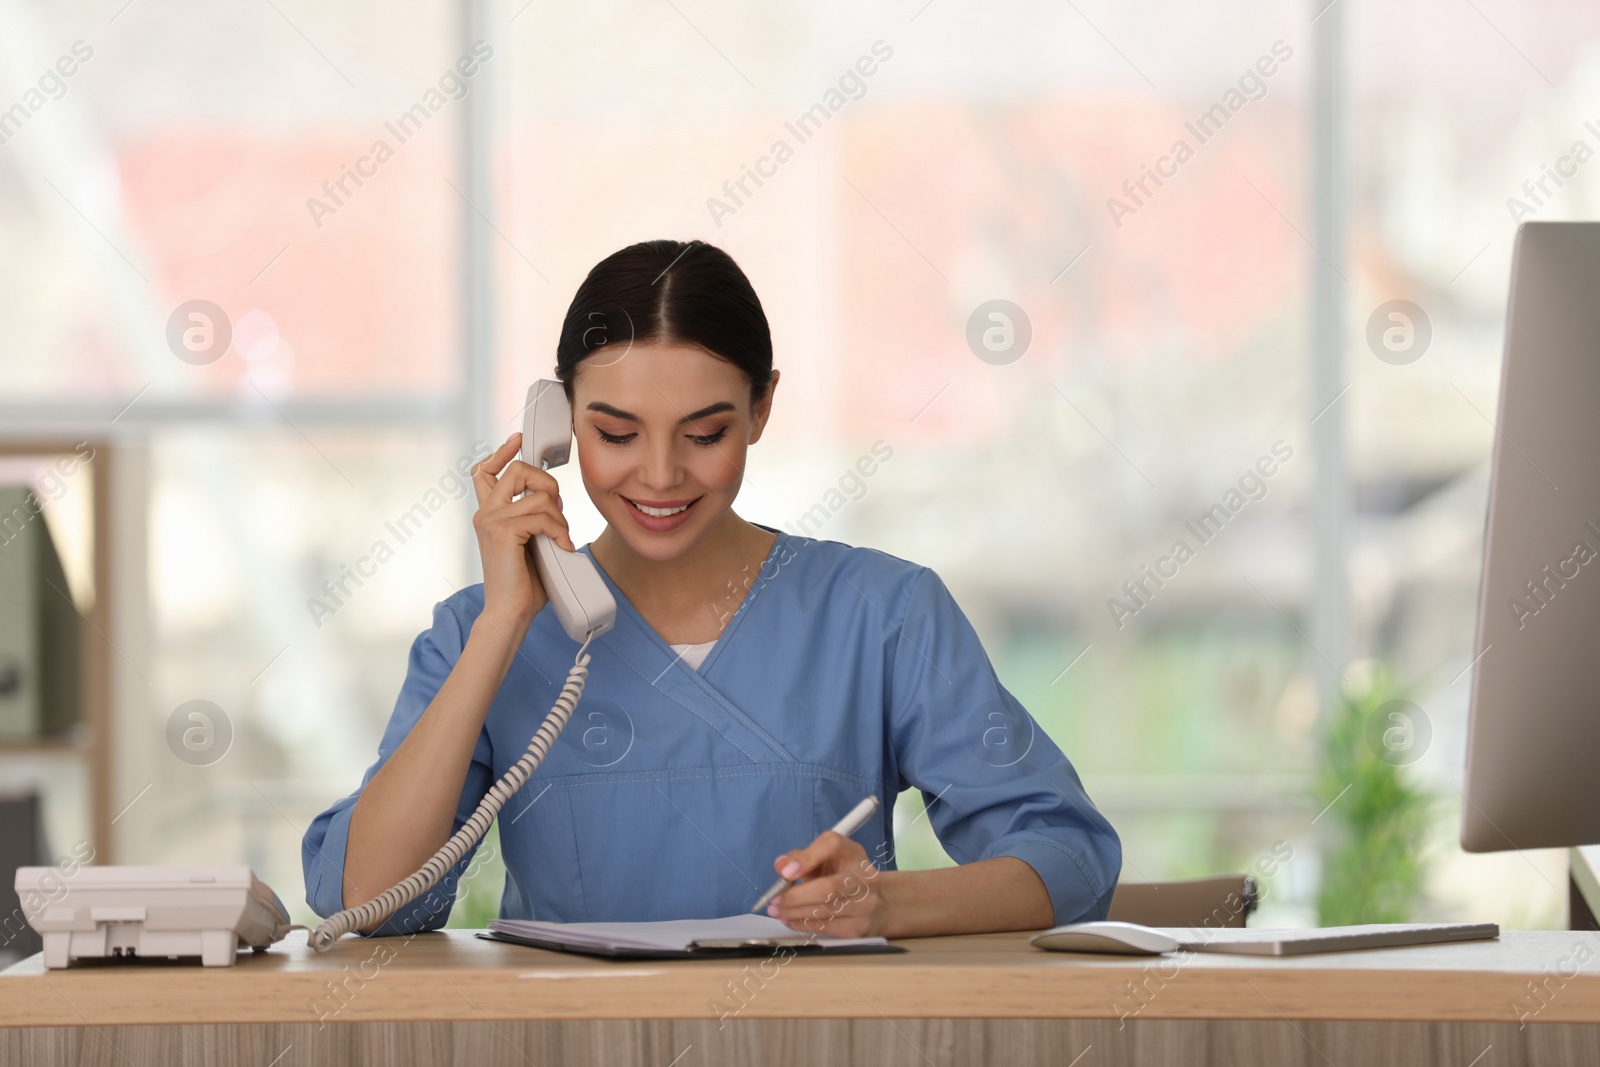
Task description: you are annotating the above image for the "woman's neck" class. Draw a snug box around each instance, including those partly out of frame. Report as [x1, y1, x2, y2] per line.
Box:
[589, 511, 778, 645]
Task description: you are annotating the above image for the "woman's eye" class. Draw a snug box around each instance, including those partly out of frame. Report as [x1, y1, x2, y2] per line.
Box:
[688, 428, 728, 447]
[595, 428, 636, 445]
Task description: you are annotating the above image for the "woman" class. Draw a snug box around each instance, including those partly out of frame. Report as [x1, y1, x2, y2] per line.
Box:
[303, 239, 1120, 939]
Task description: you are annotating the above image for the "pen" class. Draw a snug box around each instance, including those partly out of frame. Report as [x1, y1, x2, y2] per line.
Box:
[749, 794, 881, 914]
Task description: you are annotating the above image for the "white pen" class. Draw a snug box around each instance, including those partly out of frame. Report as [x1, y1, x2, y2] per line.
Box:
[749, 794, 881, 914]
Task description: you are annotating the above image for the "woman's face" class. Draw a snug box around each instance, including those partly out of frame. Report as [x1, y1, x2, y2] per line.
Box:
[571, 341, 774, 562]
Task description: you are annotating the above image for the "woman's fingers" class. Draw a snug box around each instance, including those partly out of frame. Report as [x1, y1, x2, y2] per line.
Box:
[767, 869, 879, 935]
[483, 492, 564, 522]
[773, 830, 851, 882]
[470, 434, 522, 507]
[768, 832, 878, 931]
[770, 870, 866, 912]
[477, 499, 574, 552]
[471, 437, 562, 510]
[483, 459, 558, 510]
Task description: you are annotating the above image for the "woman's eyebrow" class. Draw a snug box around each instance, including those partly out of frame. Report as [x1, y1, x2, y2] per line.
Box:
[586, 401, 736, 424]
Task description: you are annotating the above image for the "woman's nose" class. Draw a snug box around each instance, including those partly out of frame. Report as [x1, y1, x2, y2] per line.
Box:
[638, 442, 680, 490]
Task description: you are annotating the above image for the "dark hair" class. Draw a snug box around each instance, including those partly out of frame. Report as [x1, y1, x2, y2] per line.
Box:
[555, 239, 774, 401]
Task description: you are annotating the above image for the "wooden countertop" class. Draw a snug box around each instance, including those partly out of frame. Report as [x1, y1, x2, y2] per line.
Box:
[3, 929, 1599, 1028]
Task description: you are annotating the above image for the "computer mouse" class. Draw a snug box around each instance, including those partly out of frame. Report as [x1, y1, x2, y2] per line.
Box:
[1030, 921, 1181, 955]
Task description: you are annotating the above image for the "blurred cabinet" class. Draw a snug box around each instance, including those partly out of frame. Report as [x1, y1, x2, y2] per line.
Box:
[0, 441, 112, 863]
[0, 484, 80, 739]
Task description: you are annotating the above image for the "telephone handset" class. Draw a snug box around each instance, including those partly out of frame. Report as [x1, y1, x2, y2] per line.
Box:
[522, 380, 617, 642]
[308, 380, 614, 952]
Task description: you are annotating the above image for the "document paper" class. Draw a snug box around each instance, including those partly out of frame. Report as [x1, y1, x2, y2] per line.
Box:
[490, 913, 888, 953]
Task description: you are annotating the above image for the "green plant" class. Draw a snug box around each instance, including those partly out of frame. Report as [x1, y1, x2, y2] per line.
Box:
[1315, 668, 1434, 926]
[445, 822, 507, 929]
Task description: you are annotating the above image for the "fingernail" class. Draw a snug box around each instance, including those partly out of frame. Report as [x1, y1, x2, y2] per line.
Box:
[780, 861, 801, 879]
[766, 903, 779, 916]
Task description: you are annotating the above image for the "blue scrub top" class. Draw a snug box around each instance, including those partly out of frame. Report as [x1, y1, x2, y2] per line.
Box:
[303, 530, 1120, 934]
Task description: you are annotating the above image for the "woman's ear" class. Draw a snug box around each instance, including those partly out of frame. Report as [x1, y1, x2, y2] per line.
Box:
[747, 369, 780, 444]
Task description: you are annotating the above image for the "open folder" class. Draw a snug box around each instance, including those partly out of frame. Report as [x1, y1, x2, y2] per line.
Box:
[481, 914, 905, 959]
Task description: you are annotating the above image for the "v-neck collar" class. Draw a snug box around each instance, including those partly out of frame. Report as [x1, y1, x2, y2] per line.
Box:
[579, 525, 791, 676]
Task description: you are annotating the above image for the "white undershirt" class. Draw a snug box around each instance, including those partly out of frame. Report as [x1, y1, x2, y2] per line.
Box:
[667, 639, 717, 671]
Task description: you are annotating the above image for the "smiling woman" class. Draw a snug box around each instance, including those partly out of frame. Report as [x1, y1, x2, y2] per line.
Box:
[303, 239, 1120, 941]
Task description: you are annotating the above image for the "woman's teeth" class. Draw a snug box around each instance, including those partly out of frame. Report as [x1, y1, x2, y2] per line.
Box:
[632, 500, 690, 517]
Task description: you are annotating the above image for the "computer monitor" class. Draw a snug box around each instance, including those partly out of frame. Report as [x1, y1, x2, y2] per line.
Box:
[1460, 221, 1600, 853]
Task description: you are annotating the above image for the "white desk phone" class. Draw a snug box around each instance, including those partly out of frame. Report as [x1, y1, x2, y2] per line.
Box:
[14, 381, 618, 967]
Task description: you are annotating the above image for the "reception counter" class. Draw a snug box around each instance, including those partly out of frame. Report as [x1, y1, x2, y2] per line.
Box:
[3, 927, 1599, 1066]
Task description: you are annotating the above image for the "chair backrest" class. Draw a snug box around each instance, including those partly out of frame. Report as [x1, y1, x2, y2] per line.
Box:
[1106, 874, 1257, 929]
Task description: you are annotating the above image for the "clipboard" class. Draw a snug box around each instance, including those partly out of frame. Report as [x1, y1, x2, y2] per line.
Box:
[478, 928, 905, 959]
[478, 915, 907, 960]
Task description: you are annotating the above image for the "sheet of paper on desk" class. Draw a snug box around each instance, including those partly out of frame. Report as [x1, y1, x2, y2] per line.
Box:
[490, 914, 888, 953]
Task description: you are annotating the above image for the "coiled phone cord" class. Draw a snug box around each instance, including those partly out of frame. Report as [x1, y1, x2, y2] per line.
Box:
[309, 636, 595, 952]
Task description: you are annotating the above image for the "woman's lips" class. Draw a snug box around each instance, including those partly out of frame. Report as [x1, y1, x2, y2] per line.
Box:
[622, 495, 701, 533]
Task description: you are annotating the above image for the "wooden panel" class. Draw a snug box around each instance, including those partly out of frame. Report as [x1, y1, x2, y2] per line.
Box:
[2, 1018, 1598, 1067]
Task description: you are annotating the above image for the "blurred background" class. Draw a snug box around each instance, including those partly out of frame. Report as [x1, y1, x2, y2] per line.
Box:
[1, 0, 1594, 956]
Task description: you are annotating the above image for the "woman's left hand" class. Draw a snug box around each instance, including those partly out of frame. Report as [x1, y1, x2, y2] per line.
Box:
[766, 831, 887, 938]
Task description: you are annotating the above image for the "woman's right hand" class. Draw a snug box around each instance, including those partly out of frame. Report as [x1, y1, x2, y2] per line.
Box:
[470, 433, 575, 629]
